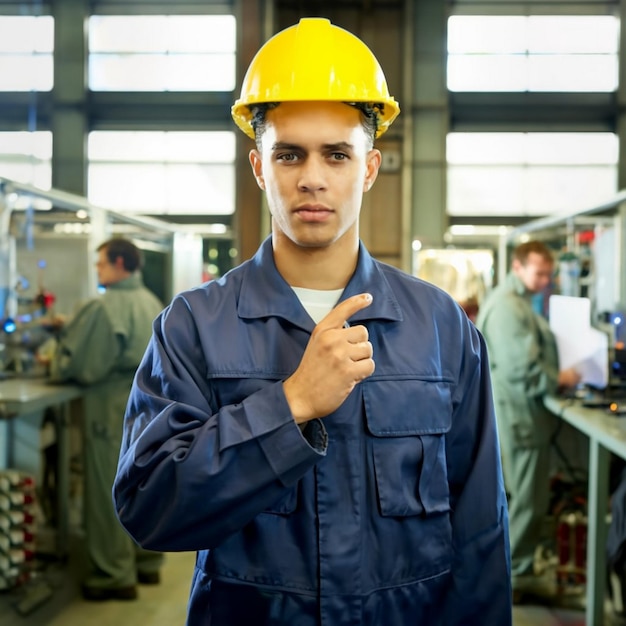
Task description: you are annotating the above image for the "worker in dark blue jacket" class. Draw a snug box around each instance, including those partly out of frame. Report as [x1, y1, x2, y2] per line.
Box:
[113, 17, 512, 626]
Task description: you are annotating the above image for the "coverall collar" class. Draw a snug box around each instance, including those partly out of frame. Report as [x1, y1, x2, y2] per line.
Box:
[238, 237, 403, 330]
[505, 270, 534, 299]
[105, 273, 144, 290]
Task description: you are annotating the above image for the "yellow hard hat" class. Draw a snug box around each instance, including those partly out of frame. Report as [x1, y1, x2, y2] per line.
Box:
[231, 18, 400, 139]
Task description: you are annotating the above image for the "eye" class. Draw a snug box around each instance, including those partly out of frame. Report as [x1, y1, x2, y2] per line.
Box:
[276, 152, 299, 163]
[330, 152, 348, 161]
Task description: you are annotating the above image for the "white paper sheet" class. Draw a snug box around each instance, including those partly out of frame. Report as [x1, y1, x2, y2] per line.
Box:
[549, 294, 609, 388]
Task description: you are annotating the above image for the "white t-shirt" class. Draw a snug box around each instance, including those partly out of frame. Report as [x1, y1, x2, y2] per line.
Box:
[291, 286, 344, 324]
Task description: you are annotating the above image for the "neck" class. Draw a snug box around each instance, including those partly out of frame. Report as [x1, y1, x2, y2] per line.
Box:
[272, 232, 359, 290]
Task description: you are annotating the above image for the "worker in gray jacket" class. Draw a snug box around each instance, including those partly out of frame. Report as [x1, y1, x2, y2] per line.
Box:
[44, 237, 164, 601]
[476, 240, 580, 602]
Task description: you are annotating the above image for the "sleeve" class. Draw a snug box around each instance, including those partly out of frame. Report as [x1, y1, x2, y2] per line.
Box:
[480, 294, 559, 398]
[49, 300, 119, 385]
[112, 295, 327, 552]
[442, 324, 513, 625]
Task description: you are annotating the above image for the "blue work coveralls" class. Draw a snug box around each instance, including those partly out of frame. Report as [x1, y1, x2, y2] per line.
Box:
[113, 238, 512, 625]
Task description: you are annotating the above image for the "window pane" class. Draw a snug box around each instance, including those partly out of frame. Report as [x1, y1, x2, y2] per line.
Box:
[449, 132, 618, 165]
[88, 131, 235, 162]
[89, 53, 235, 91]
[448, 16, 526, 53]
[0, 131, 52, 188]
[448, 166, 526, 215]
[447, 132, 618, 217]
[448, 165, 617, 216]
[526, 133, 618, 164]
[88, 163, 234, 215]
[527, 166, 617, 212]
[87, 131, 235, 215]
[528, 55, 617, 92]
[447, 15, 619, 93]
[89, 15, 235, 52]
[0, 55, 54, 91]
[528, 16, 618, 53]
[0, 163, 52, 190]
[448, 133, 526, 164]
[447, 56, 528, 92]
[167, 16, 235, 53]
[0, 16, 54, 91]
[161, 55, 235, 91]
[0, 16, 54, 53]
[88, 15, 236, 92]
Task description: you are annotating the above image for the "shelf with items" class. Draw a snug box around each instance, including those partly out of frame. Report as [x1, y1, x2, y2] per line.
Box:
[502, 191, 626, 311]
[504, 192, 626, 388]
[0, 469, 37, 592]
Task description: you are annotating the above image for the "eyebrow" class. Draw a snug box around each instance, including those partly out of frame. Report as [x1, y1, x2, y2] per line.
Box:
[271, 141, 355, 152]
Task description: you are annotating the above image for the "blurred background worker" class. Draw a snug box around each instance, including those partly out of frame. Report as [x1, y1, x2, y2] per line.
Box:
[476, 240, 581, 603]
[39, 237, 164, 601]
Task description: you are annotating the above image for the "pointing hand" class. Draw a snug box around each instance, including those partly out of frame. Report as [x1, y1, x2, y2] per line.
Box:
[283, 293, 375, 424]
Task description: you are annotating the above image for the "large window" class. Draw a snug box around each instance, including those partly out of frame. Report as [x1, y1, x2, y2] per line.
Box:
[447, 15, 619, 92]
[0, 131, 52, 188]
[0, 16, 54, 91]
[88, 15, 236, 91]
[87, 131, 236, 215]
[447, 132, 618, 216]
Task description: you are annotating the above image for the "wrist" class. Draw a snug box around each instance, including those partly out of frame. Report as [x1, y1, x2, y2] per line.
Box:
[283, 378, 312, 424]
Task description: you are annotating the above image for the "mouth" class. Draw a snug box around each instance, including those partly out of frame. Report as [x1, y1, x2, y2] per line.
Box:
[294, 204, 334, 223]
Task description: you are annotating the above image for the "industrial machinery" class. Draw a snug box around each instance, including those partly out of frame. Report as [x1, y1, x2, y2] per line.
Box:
[0, 177, 208, 377]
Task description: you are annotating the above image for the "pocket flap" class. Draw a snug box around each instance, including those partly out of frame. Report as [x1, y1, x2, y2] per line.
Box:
[363, 379, 452, 436]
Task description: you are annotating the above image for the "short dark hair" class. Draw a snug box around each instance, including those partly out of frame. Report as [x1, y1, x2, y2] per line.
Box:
[513, 241, 554, 266]
[248, 101, 380, 149]
[97, 238, 143, 272]
[249, 102, 279, 148]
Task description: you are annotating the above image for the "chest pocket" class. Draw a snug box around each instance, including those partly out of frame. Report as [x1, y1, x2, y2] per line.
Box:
[363, 379, 452, 517]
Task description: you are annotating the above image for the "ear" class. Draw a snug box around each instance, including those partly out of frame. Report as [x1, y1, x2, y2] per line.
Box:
[363, 149, 382, 192]
[249, 149, 266, 190]
[113, 256, 126, 271]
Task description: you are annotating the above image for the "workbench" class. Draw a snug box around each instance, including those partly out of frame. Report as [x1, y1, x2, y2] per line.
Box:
[0, 376, 83, 559]
[545, 394, 626, 626]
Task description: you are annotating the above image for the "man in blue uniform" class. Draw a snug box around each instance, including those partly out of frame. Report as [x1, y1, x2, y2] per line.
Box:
[113, 18, 512, 625]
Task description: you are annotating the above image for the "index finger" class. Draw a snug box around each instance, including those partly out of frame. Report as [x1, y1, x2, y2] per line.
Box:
[318, 293, 373, 330]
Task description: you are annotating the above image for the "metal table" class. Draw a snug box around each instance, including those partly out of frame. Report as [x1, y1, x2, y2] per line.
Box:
[0, 377, 83, 560]
[545, 394, 626, 625]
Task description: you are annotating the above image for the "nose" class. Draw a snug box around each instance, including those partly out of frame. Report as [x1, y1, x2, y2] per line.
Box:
[298, 156, 327, 192]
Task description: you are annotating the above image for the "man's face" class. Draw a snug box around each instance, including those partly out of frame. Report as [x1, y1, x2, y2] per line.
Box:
[513, 252, 554, 294]
[248, 101, 381, 250]
[95, 248, 124, 287]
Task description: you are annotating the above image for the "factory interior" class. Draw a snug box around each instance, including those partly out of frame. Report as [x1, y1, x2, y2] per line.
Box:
[3, 0, 626, 624]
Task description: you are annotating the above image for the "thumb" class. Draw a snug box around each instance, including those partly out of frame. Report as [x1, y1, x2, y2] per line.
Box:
[318, 293, 373, 330]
